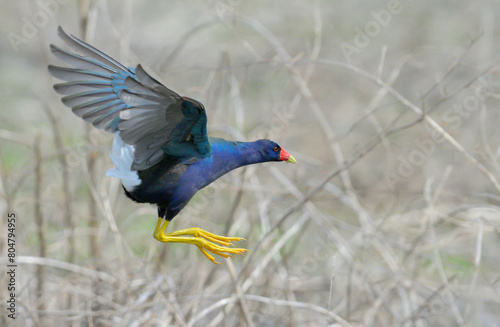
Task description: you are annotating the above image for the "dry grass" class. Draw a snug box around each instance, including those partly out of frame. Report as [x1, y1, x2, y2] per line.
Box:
[1, 0, 500, 326]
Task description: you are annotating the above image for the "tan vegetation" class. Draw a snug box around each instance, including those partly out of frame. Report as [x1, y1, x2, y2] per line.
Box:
[1, 1, 499, 326]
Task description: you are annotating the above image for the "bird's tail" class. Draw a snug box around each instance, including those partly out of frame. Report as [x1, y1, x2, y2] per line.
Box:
[106, 133, 141, 191]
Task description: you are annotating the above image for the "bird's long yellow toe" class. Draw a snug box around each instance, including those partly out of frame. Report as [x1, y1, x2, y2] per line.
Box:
[153, 218, 249, 264]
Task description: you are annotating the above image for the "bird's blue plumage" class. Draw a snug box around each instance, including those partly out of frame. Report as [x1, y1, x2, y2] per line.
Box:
[49, 26, 293, 225]
[126, 137, 282, 220]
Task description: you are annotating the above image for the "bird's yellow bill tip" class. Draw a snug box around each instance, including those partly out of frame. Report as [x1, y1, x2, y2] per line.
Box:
[287, 154, 297, 164]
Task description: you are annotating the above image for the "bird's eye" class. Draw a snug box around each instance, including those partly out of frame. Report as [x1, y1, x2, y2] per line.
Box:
[273, 146, 279, 152]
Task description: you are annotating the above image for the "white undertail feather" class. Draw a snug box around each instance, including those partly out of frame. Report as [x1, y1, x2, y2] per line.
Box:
[106, 133, 141, 191]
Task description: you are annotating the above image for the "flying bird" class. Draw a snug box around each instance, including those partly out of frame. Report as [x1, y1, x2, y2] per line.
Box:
[48, 27, 296, 264]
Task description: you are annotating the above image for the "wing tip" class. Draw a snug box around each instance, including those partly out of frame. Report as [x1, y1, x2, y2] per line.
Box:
[57, 25, 76, 44]
[57, 25, 65, 36]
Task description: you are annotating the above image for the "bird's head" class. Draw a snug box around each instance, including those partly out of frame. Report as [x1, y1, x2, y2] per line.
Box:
[254, 139, 297, 164]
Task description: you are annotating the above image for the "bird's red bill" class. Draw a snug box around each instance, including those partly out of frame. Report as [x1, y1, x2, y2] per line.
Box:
[280, 149, 297, 163]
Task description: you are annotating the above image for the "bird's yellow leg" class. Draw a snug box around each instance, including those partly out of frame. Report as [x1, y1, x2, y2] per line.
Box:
[153, 217, 249, 264]
[153, 217, 164, 236]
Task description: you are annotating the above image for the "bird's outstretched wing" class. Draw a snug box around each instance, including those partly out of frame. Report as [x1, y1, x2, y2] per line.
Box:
[48, 26, 211, 170]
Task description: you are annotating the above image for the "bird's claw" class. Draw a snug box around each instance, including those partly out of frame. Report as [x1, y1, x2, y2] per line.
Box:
[197, 238, 249, 264]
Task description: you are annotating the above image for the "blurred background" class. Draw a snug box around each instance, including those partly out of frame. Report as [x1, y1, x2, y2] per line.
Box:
[1, 0, 500, 326]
